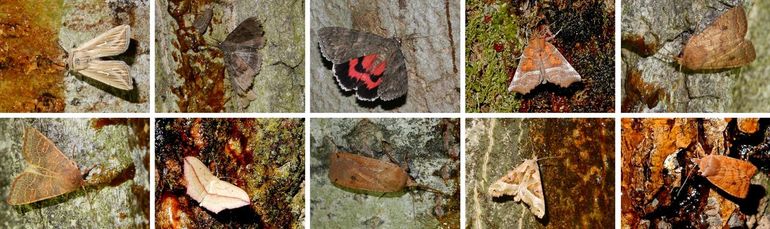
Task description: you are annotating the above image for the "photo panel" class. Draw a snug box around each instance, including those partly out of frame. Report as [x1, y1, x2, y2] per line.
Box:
[0, 1, 150, 112]
[465, 118, 614, 228]
[310, 0, 461, 113]
[0, 118, 150, 226]
[309, 118, 460, 227]
[154, 0, 304, 113]
[621, 2, 767, 112]
[154, 118, 304, 227]
[466, 0, 615, 112]
[621, 118, 770, 228]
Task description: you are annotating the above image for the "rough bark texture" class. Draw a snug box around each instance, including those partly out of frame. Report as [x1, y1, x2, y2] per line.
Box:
[0, 0, 149, 112]
[310, 119, 460, 228]
[0, 119, 150, 227]
[310, 0, 461, 112]
[155, 0, 304, 113]
[465, 119, 614, 228]
[621, 0, 769, 112]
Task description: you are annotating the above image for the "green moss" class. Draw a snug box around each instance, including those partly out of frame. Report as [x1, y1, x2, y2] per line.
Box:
[465, 0, 523, 112]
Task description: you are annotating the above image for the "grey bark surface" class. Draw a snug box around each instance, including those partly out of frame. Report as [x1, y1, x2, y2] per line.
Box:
[61, 0, 150, 112]
[0, 119, 149, 227]
[155, 0, 304, 112]
[310, 0, 461, 112]
[621, 0, 769, 112]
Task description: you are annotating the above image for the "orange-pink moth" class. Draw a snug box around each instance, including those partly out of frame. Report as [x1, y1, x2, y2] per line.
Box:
[183, 156, 250, 213]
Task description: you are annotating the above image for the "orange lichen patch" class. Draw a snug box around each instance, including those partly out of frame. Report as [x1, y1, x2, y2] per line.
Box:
[621, 118, 700, 227]
[0, 1, 65, 112]
[156, 192, 194, 229]
[702, 119, 729, 155]
[621, 68, 663, 112]
[710, 189, 736, 228]
[737, 118, 760, 134]
[672, 118, 697, 148]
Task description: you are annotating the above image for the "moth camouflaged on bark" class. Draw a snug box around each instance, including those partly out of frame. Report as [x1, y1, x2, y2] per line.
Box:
[218, 17, 265, 109]
[677, 7, 756, 70]
[66, 25, 133, 91]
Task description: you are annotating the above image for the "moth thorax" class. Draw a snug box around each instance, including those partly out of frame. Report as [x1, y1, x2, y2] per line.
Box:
[698, 157, 720, 177]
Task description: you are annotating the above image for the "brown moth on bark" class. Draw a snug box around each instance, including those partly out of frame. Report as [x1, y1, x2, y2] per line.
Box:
[695, 154, 757, 199]
[488, 156, 545, 218]
[328, 152, 416, 193]
[6, 128, 86, 205]
[677, 7, 756, 70]
[218, 17, 266, 108]
[327, 141, 447, 195]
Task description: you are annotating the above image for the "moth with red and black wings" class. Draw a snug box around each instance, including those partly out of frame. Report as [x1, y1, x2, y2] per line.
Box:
[318, 27, 408, 101]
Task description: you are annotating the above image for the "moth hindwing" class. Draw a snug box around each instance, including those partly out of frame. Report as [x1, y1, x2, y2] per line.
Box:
[318, 27, 408, 101]
[66, 25, 133, 90]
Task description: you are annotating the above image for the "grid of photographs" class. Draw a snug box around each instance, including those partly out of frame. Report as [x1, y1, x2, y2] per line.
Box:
[0, 0, 768, 228]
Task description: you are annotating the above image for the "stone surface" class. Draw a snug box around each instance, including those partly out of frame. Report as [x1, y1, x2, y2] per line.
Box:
[155, 0, 304, 112]
[310, 0, 461, 112]
[0, 119, 150, 227]
[310, 118, 460, 228]
[622, 0, 770, 112]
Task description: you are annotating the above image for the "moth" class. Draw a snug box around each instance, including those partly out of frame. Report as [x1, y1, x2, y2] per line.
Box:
[318, 27, 408, 101]
[329, 152, 416, 192]
[508, 25, 581, 95]
[183, 156, 250, 213]
[695, 154, 757, 199]
[328, 149, 446, 195]
[677, 7, 756, 70]
[193, 8, 214, 36]
[488, 156, 545, 218]
[218, 17, 265, 106]
[66, 24, 133, 90]
[7, 128, 86, 205]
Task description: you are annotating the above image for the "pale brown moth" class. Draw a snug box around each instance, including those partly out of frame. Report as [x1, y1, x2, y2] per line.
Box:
[488, 156, 546, 218]
[66, 25, 133, 90]
[6, 128, 86, 205]
[677, 7, 756, 70]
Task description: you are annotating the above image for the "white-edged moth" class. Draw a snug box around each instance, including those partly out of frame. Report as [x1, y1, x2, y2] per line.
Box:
[66, 25, 133, 90]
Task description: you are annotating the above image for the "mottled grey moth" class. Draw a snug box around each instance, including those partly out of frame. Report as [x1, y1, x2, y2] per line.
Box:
[218, 17, 265, 105]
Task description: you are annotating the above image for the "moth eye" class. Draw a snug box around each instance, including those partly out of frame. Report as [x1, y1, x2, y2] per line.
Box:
[350, 175, 357, 181]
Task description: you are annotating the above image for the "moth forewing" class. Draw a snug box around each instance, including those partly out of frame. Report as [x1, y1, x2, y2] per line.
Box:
[73, 25, 131, 58]
[77, 60, 133, 90]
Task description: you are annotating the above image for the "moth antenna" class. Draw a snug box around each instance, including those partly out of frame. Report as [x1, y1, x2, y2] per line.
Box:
[380, 140, 399, 164]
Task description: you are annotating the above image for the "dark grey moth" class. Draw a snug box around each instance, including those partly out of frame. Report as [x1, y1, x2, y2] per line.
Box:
[193, 8, 213, 35]
[218, 17, 265, 104]
[318, 27, 407, 101]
